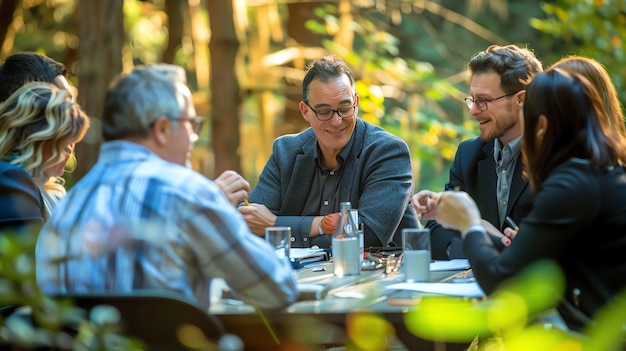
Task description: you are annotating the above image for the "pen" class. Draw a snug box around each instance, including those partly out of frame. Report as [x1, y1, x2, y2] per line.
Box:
[387, 298, 421, 306]
[243, 198, 250, 206]
[504, 216, 519, 231]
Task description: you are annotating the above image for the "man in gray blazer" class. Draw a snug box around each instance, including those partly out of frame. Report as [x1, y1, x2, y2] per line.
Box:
[412, 44, 542, 259]
[239, 55, 417, 249]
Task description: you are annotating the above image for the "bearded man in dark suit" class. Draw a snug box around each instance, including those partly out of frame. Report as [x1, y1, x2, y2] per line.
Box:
[413, 44, 543, 259]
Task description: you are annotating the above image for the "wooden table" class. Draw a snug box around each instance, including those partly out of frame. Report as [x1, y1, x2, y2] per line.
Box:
[210, 259, 477, 351]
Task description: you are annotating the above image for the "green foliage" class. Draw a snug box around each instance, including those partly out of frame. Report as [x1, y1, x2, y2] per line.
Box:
[306, 3, 478, 190]
[123, 1, 169, 66]
[0, 230, 143, 350]
[531, 0, 626, 103]
[11, 1, 77, 65]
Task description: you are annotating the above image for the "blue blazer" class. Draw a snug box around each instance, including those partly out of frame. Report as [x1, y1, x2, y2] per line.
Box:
[249, 119, 418, 249]
[427, 137, 533, 259]
[0, 161, 44, 234]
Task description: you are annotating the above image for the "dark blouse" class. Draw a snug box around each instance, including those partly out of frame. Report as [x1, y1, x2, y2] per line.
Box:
[464, 158, 626, 331]
[0, 161, 44, 234]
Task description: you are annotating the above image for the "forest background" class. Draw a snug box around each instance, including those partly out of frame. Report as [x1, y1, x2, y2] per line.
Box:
[1, 0, 625, 192]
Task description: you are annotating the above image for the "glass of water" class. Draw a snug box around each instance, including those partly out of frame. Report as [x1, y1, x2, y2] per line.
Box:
[265, 226, 291, 259]
[402, 228, 431, 282]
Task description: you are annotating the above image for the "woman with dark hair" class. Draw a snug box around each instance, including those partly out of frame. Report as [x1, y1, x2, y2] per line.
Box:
[420, 68, 626, 332]
[0, 52, 69, 103]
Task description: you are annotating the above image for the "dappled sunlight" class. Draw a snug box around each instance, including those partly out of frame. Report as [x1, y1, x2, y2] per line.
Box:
[583, 288, 626, 351]
[346, 311, 395, 351]
[502, 325, 583, 351]
[404, 260, 569, 346]
[405, 297, 488, 342]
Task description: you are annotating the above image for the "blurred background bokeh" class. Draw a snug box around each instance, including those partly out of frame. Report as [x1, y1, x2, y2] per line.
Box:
[1, 0, 624, 191]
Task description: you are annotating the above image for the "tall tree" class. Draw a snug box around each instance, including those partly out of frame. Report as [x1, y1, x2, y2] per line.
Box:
[0, 0, 19, 54]
[207, 0, 241, 175]
[284, 1, 332, 133]
[162, 0, 185, 64]
[73, 0, 124, 182]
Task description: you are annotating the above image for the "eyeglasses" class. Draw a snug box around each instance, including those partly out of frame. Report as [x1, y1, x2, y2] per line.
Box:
[464, 92, 519, 112]
[304, 101, 357, 121]
[176, 116, 205, 134]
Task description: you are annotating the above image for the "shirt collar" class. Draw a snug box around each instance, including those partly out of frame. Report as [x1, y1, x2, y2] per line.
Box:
[98, 140, 161, 164]
[314, 133, 356, 171]
[493, 135, 522, 163]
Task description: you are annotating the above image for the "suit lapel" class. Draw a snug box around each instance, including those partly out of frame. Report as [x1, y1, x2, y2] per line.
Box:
[507, 153, 529, 212]
[281, 143, 316, 214]
[477, 142, 499, 226]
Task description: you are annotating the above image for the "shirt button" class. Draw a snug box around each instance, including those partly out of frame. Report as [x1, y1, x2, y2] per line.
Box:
[290, 237, 296, 242]
[330, 171, 335, 176]
[324, 200, 329, 206]
[303, 237, 308, 242]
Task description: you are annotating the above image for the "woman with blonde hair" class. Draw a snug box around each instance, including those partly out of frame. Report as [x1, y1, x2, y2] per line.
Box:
[0, 81, 90, 228]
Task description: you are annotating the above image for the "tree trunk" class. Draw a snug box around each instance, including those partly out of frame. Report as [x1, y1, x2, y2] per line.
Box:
[284, 2, 333, 133]
[162, 0, 184, 64]
[0, 0, 19, 56]
[73, 0, 124, 183]
[207, 0, 241, 176]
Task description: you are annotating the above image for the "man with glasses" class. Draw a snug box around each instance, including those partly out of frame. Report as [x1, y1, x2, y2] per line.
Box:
[239, 55, 417, 249]
[36, 64, 298, 310]
[411, 44, 543, 259]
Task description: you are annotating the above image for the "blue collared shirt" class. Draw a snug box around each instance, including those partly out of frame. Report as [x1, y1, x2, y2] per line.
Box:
[36, 140, 297, 309]
[494, 136, 522, 228]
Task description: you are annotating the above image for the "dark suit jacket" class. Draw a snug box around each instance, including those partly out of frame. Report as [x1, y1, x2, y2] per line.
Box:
[249, 119, 417, 249]
[427, 137, 533, 259]
[0, 161, 44, 234]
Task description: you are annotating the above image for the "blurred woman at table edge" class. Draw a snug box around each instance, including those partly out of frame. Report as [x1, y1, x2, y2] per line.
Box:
[0, 82, 89, 233]
[419, 68, 626, 332]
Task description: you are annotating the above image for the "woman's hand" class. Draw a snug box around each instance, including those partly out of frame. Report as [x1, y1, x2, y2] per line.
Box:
[481, 219, 512, 247]
[434, 191, 481, 236]
[503, 227, 518, 241]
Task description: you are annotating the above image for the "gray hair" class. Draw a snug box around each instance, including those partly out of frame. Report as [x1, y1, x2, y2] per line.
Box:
[102, 64, 187, 141]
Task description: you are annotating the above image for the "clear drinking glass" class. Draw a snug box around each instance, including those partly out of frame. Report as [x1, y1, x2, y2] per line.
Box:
[265, 226, 291, 259]
[402, 228, 431, 282]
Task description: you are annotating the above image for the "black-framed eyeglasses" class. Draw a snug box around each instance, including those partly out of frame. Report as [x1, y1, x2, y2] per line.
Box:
[150, 116, 205, 134]
[176, 116, 205, 134]
[304, 101, 357, 121]
[464, 91, 519, 112]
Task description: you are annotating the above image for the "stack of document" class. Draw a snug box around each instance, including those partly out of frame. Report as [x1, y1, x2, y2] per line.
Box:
[290, 248, 329, 269]
[430, 259, 471, 271]
[384, 282, 484, 298]
[384, 259, 483, 298]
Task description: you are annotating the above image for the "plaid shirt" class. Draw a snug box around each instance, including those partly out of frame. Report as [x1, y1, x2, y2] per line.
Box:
[36, 140, 297, 309]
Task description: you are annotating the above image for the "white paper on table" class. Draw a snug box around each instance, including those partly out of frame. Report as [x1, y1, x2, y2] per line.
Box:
[290, 248, 327, 259]
[384, 281, 485, 298]
[430, 259, 470, 271]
